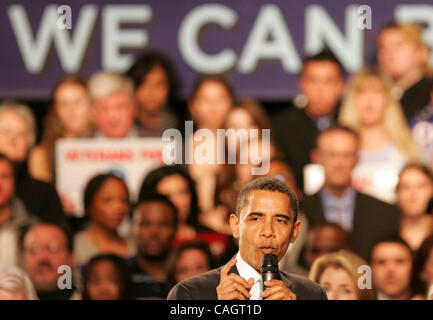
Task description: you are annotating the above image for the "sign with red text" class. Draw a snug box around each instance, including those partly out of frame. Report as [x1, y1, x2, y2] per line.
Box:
[55, 138, 167, 216]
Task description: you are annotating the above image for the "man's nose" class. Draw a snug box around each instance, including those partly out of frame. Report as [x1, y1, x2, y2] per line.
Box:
[261, 219, 275, 237]
[36, 250, 52, 263]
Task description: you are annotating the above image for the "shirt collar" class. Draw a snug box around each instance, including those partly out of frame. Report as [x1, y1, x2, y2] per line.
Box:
[321, 186, 356, 203]
[235, 252, 261, 283]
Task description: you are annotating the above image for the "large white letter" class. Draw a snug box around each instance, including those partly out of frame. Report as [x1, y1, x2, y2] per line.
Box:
[396, 5, 433, 65]
[8, 4, 97, 73]
[238, 4, 301, 73]
[305, 5, 363, 72]
[178, 4, 237, 73]
[103, 5, 152, 71]
[57, 265, 72, 289]
[162, 128, 183, 165]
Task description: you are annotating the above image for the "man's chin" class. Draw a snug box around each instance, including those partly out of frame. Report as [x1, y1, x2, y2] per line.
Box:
[34, 280, 59, 292]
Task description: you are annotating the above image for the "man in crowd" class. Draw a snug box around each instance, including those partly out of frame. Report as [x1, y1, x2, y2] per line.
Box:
[88, 71, 139, 138]
[303, 222, 347, 270]
[370, 237, 414, 300]
[271, 49, 345, 189]
[0, 154, 36, 265]
[129, 193, 178, 299]
[168, 177, 327, 300]
[302, 125, 400, 260]
[21, 223, 78, 300]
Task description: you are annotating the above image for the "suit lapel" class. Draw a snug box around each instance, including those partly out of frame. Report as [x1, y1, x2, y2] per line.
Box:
[350, 191, 364, 248]
[280, 272, 295, 291]
[314, 192, 327, 223]
[228, 264, 240, 276]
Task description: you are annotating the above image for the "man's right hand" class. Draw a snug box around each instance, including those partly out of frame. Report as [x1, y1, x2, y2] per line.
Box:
[216, 259, 254, 300]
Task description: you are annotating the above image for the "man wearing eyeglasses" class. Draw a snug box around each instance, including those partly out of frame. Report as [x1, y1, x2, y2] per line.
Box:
[21, 223, 78, 300]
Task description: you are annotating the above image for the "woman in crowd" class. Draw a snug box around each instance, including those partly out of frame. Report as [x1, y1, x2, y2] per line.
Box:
[74, 174, 136, 265]
[28, 75, 92, 184]
[81, 254, 135, 300]
[339, 66, 419, 203]
[0, 101, 65, 223]
[0, 264, 37, 300]
[139, 165, 201, 244]
[397, 164, 433, 251]
[166, 241, 214, 290]
[217, 99, 272, 211]
[411, 234, 433, 299]
[126, 51, 181, 137]
[187, 75, 235, 213]
[309, 250, 376, 300]
[377, 22, 433, 121]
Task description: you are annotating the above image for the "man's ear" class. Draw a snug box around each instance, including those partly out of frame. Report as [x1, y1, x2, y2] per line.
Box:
[290, 220, 302, 244]
[229, 214, 240, 239]
[310, 148, 319, 163]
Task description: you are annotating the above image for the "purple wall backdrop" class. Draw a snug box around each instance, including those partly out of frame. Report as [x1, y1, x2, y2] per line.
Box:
[0, 0, 432, 100]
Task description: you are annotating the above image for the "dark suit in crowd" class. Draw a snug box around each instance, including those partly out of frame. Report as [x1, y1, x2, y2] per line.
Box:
[302, 191, 400, 260]
[271, 105, 339, 190]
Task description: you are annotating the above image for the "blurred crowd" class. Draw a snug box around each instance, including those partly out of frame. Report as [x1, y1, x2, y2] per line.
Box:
[1, 22, 433, 300]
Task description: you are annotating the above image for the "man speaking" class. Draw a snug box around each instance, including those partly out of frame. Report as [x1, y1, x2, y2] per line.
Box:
[168, 177, 327, 300]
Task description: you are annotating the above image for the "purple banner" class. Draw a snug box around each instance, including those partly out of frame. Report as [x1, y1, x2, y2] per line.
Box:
[0, 0, 432, 100]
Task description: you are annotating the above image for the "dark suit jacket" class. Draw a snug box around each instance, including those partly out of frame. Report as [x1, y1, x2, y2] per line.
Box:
[302, 191, 400, 260]
[167, 263, 327, 300]
[271, 105, 340, 190]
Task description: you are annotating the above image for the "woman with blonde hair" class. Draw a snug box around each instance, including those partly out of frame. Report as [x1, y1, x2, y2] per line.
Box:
[309, 250, 376, 300]
[339, 66, 419, 203]
[377, 22, 433, 120]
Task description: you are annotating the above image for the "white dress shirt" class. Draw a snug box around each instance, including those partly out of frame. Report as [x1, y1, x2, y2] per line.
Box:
[235, 252, 263, 300]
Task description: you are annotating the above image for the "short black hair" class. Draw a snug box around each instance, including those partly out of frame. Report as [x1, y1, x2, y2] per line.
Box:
[368, 235, 413, 264]
[134, 192, 179, 228]
[20, 222, 74, 253]
[82, 254, 136, 300]
[310, 222, 347, 235]
[302, 48, 345, 77]
[235, 177, 299, 221]
[126, 51, 178, 104]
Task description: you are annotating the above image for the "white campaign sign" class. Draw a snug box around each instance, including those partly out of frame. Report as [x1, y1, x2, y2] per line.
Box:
[55, 138, 167, 216]
[304, 162, 400, 204]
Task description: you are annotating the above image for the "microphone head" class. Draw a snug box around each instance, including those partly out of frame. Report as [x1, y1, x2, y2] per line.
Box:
[261, 254, 281, 288]
[261, 253, 278, 267]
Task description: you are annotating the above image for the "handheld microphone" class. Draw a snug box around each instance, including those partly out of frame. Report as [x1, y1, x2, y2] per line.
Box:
[261, 254, 281, 291]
